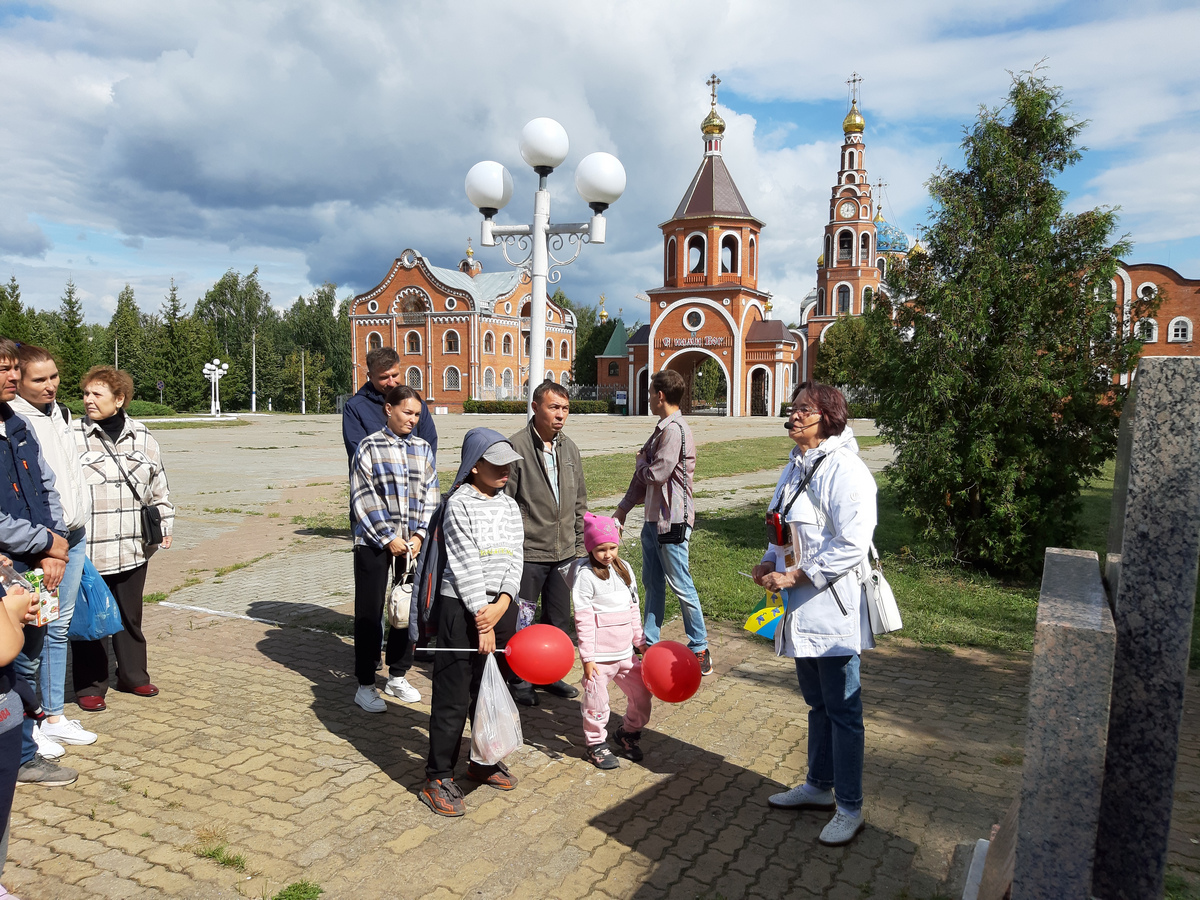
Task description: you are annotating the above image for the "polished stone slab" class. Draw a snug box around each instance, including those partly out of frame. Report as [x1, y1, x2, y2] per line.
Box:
[1013, 548, 1115, 899]
[1094, 357, 1200, 900]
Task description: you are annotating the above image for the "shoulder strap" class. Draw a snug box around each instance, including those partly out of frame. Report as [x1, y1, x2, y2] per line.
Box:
[771, 454, 825, 518]
[94, 429, 150, 508]
[56, 402, 71, 424]
[675, 421, 688, 523]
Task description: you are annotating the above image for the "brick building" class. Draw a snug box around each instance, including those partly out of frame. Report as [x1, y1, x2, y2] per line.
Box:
[1115, 263, 1198, 375]
[597, 77, 803, 416]
[349, 246, 576, 410]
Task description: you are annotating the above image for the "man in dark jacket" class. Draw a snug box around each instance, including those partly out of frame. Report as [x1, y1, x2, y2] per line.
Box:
[504, 380, 586, 704]
[342, 347, 438, 461]
[0, 340, 75, 787]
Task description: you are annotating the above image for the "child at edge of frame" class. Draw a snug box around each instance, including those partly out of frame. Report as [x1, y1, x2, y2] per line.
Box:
[573, 512, 652, 770]
[420, 428, 525, 817]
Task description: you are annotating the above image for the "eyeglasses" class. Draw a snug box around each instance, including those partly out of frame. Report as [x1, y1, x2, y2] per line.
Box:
[788, 405, 820, 417]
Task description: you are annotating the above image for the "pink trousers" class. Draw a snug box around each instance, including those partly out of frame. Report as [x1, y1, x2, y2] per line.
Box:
[581, 654, 652, 747]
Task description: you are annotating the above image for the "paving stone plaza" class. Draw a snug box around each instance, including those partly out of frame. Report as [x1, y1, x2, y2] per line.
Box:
[3, 414, 1197, 899]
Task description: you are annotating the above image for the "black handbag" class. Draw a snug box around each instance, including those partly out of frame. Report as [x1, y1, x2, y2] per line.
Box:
[657, 421, 690, 546]
[97, 432, 165, 546]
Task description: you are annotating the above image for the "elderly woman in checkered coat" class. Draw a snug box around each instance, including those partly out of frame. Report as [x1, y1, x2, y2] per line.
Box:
[72, 366, 174, 712]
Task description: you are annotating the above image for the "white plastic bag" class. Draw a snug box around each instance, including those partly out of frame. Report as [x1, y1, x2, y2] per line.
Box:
[387, 553, 414, 630]
[470, 654, 524, 765]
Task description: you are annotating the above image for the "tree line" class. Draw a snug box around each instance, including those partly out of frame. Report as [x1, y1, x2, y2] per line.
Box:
[0, 270, 351, 413]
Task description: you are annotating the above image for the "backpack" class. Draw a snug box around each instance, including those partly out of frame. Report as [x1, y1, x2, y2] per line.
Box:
[408, 487, 457, 641]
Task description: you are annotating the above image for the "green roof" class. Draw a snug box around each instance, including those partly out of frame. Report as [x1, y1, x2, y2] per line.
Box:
[598, 318, 627, 357]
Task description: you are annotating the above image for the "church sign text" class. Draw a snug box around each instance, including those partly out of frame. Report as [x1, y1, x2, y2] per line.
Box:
[661, 336, 728, 349]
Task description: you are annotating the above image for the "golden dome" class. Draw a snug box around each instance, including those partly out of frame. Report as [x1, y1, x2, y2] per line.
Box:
[701, 107, 726, 136]
[817, 253, 825, 267]
[842, 100, 865, 135]
[873, 208, 885, 224]
[908, 240, 926, 256]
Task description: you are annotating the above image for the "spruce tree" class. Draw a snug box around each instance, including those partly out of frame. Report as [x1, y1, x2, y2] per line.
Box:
[56, 280, 91, 393]
[862, 71, 1156, 572]
[0, 277, 32, 343]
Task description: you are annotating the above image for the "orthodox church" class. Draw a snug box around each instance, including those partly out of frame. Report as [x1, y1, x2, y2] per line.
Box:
[596, 76, 803, 417]
[348, 246, 577, 410]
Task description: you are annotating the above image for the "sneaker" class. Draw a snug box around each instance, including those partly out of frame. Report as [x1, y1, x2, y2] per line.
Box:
[0, 882, 23, 898]
[511, 681, 538, 707]
[17, 755, 78, 786]
[696, 649, 714, 676]
[419, 778, 465, 817]
[384, 676, 421, 703]
[31, 725, 65, 760]
[354, 685, 386, 713]
[613, 726, 643, 762]
[465, 759, 518, 791]
[768, 783, 836, 810]
[585, 743, 619, 770]
[40, 718, 98, 746]
[818, 808, 866, 846]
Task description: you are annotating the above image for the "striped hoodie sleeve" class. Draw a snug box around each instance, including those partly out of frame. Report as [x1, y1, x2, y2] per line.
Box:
[442, 495, 488, 615]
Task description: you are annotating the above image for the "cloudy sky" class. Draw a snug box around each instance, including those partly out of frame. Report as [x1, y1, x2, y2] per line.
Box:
[1, 0, 1197, 328]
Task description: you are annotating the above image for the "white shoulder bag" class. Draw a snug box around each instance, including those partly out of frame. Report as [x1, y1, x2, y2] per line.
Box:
[387, 551, 415, 629]
[861, 543, 902, 635]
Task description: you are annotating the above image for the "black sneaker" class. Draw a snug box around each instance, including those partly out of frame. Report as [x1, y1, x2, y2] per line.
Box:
[511, 681, 538, 707]
[585, 743, 619, 770]
[613, 726, 643, 762]
[17, 755, 78, 786]
[696, 649, 714, 676]
[419, 778, 465, 816]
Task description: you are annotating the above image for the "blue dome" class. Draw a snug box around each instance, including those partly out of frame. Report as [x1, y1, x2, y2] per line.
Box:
[875, 217, 910, 254]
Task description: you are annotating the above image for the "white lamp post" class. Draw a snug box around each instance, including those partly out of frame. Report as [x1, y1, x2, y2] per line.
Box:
[466, 117, 625, 414]
[203, 358, 229, 417]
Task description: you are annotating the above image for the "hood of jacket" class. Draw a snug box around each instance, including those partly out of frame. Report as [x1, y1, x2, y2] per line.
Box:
[452, 427, 509, 489]
[355, 380, 384, 405]
[794, 426, 860, 468]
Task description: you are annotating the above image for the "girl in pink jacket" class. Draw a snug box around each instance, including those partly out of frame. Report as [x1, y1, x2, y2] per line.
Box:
[573, 513, 653, 769]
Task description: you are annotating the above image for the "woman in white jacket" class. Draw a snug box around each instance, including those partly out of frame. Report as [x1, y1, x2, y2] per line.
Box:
[752, 382, 877, 847]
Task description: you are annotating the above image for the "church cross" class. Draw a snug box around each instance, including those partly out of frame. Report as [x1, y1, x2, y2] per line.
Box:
[846, 72, 862, 103]
[707, 73, 721, 107]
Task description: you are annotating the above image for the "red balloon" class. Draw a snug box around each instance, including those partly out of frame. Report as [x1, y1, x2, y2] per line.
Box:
[504, 624, 575, 685]
[641, 640, 702, 703]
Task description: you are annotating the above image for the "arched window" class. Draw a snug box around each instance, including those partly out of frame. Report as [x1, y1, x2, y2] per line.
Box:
[406, 367, 422, 390]
[560, 371, 570, 384]
[545, 370, 553, 383]
[1168, 317, 1193, 342]
[444, 367, 461, 391]
[845, 172, 856, 184]
[838, 231, 852, 262]
[862, 287, 873, 314]
[720, 234, 739, 274]
[406, 331, 421, 354]
[749, 237, 756, 277]
[501, 368, 513, 397]
[1136, 319, 1158, 343]
[524, 335, 530, 357]
[817, 288, 826, 317]
[560, 340, 569, 359]
[368, 331, 382, 351]
[502, 334, 513, 355]
[608, 361, 619, 377]
[666, 238, 677, 280]
[847, 150, 856, 170]
[546, 339, 554, 358]
[860, 233, 870, 266]
[483, 367, 495, 389]
[687, 234, 705, 274]
[837, 285, 851, 314]
[483, 331, 494, 354]
[878, 257, 887, 279]
[444, 330, 460, 353]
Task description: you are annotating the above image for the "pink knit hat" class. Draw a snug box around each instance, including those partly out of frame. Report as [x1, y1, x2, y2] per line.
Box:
[583, 512, 622, 553]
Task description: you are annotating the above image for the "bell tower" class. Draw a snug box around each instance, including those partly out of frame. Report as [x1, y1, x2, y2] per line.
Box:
[806, 73, 882, 379]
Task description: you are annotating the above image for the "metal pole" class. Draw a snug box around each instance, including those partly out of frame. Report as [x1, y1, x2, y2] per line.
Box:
[527, 177, 550, 416]
[114, 336, 118, 370]
[215, 372, 221, 416]
[251, 328, 257, 413]
[300, 350, 306, 415]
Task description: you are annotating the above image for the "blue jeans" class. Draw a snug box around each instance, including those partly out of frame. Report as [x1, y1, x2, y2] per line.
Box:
[38, 528, 87, 716]
[640, 521, 708, 653]
[795, 654, 864, 812]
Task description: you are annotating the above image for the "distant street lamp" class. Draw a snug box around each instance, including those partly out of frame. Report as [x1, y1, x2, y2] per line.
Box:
[203, 358, 229, 416]
[466, 117, 625, 414]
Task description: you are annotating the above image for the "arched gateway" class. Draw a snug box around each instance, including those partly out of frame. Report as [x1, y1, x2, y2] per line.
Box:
[596, 75, 801, 416]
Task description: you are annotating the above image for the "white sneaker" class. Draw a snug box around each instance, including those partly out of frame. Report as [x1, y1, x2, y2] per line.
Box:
[818, 808, 866, 846]
[384, 676, 421, 703]
[354, 685, 386, 713]
[40, 718, 97, 746]
[768, 783, 836, 810]
[32, 724, 65, 760]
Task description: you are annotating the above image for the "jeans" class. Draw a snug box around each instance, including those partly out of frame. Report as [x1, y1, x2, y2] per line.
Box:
[353, 544, 413, 685]
[640, 521, 708, 652]
[795, 654, 864, 813]
[37, 528, 86, 716]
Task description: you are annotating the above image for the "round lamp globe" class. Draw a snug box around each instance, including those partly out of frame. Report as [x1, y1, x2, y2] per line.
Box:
[575, 151, 626, 206]
[519, 117, 569, 170]
[465, 161, 514, 212]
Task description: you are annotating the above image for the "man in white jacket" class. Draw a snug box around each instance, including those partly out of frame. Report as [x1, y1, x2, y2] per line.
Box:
[12, 344, 96, 754]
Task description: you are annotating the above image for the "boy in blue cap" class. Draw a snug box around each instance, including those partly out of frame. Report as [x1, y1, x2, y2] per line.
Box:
[421, 428, 524, 817]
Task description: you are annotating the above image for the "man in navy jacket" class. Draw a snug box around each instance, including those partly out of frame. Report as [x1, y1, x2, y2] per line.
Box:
[342, 347, 437, 462]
